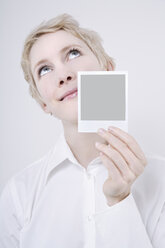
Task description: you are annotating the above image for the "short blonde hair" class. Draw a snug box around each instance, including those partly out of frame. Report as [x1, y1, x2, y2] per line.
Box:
[21, 13, 116, 108]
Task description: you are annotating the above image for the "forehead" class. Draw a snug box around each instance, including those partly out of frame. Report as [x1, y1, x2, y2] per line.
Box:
[29, 30, 90, 68]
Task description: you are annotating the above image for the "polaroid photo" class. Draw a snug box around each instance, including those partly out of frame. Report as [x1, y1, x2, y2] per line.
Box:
[78, 71, 128, 133]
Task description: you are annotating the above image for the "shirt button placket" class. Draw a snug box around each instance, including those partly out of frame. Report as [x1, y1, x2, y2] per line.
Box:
[84, 172, 95, 248]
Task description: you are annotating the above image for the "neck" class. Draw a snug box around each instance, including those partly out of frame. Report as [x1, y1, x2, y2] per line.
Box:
[62, 120, 108, 168]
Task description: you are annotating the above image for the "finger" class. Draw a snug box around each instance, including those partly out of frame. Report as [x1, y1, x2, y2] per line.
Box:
[107, 127, 147, 164]
[98, 129, 131, 163]
[99, 151, 122, 181]
[116, 145, 145, 176]
[96, 142, 135, 178]
[97, 129, 140, 169]
[124, 149, 145, 176]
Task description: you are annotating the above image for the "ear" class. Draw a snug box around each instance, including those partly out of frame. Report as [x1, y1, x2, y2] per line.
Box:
[107, 62, 113, 71]
[42, 103, 51, 114]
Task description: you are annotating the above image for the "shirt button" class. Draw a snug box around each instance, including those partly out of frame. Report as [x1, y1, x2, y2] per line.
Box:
[86, 173, 92, 179]
[87, 215, 92, 221]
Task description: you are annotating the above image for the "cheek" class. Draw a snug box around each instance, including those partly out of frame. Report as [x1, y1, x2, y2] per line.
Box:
[36, 81, 54, 101]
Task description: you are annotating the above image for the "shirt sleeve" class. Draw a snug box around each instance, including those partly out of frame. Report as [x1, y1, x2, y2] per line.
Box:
[151, 202, 165, 248]
[94, 193, 159, 248]
[0, 181, 22, 248]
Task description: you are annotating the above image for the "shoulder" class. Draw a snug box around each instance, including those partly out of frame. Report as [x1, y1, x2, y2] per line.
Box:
[132, 155, 165, 221]
[0, 146, 55, 221]
[133, 155, 165, 191]
[146, 155, 165, 175]
[10, 147, 53, 189]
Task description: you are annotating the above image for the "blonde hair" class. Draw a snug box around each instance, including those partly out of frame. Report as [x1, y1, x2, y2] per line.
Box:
[21, 13, 116, 108]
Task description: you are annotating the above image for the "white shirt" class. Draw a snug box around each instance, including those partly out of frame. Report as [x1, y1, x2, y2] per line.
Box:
[0, 131, 165, 248]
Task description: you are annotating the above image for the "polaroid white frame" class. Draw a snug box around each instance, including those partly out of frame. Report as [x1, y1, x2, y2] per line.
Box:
[78, 71, 128, 133]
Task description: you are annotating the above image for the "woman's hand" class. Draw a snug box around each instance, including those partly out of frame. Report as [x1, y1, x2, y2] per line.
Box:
[95, 126, 147, 206]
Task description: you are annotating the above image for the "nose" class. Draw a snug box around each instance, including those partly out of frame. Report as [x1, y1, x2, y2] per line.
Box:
[57, 71, 76, 87]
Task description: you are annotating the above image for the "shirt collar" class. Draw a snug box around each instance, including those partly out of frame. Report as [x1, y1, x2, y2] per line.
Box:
[45, 132, 75, 179]
[45, 131, 101, 183]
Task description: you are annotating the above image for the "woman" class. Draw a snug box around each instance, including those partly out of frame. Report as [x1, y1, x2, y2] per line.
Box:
[0, 13, 165, 248]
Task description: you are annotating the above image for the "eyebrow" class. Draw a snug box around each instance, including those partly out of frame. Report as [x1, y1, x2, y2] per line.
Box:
[33, 44, 83, 73]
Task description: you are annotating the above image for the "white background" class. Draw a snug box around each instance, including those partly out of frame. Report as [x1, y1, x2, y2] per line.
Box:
[0, 0, 165, 193]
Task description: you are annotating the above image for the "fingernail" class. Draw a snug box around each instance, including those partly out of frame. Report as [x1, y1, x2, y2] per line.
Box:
[95, 142, 101, 147]
[108, 126, 115, 131]
[98, 128, 105, 133]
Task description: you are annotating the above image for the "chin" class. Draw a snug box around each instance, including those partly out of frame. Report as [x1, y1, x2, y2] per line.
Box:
[60, 107, 78, 124]
[68, 111, 78, 124]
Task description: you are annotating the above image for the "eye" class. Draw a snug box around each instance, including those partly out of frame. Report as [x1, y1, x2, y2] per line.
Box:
[38, 66, 52, 77]
[68, 48, 81, 60]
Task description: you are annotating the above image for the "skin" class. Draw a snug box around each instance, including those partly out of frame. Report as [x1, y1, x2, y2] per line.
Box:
[96, 127, 147, 205]
[30, 30, 110, 167]
[29, 30, 147, 206]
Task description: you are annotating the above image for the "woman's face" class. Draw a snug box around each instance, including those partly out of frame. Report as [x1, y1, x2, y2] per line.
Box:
[30, 30, 109, 123]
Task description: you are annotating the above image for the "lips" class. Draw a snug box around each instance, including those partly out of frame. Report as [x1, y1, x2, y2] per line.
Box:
[60, 88, 77, 101]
